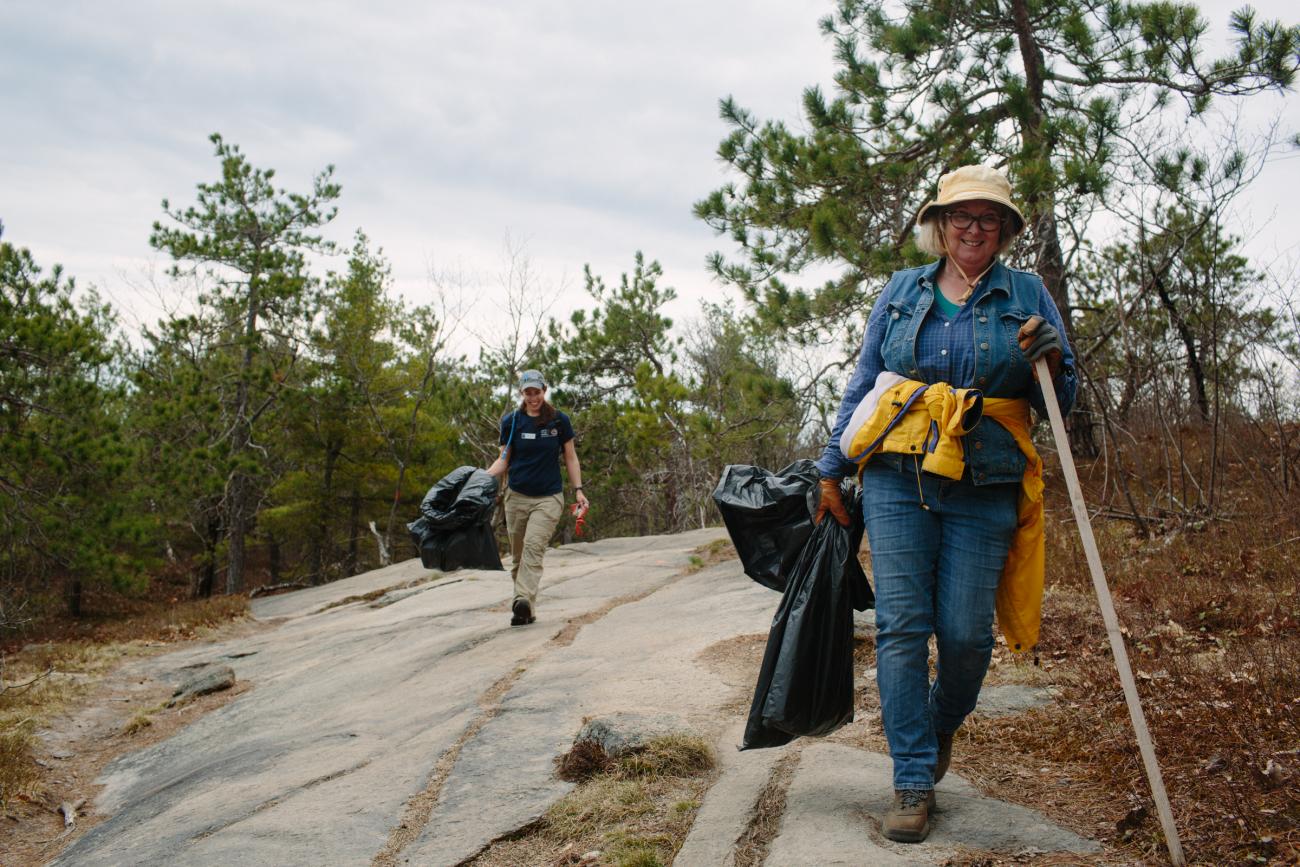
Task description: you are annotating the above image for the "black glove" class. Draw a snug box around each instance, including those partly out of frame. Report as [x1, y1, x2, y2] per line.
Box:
[1017, 315, 1063, 380]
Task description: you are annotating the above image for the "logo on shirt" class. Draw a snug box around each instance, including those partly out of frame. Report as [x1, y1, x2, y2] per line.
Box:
[540, 428, 558, 438]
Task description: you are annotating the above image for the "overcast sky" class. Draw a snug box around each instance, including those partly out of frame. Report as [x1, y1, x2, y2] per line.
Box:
[3, 0, 1297, 355]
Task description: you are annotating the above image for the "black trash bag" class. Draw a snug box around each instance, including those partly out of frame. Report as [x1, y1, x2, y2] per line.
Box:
[407, 467, 504, 572]
[711, 460, 820, 592]
[740, 486, 864, 750]
[416, 466, 499, 529]
[712, 461, 873, 611]
[844, 502, 873, 614]
[418, 523, 502, 573]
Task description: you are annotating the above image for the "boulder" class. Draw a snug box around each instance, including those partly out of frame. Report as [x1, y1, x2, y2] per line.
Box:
[975, 683, 1053, 717]
[571, 712, 691, 759]
[167, 665, 236, 707]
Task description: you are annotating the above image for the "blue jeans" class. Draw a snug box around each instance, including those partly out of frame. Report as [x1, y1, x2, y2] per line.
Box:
[861, 458, 1018, 789]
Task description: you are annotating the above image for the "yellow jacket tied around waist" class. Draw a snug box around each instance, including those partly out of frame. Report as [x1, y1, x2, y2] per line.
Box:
[842, 377, 1044, 652]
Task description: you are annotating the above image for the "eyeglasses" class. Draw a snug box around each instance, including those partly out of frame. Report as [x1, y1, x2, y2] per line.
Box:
[945, 210, 1005, 232]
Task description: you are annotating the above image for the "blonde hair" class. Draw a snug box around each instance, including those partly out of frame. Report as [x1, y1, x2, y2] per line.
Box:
[915, 206, 1022, 259]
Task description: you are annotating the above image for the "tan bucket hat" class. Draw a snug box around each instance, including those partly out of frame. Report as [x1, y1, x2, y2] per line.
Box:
[917, 165, 1025, 233]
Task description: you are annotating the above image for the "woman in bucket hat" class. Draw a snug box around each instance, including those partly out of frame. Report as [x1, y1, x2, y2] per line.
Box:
[814, 165, 1077, 842]
[486, 370, 589, 626]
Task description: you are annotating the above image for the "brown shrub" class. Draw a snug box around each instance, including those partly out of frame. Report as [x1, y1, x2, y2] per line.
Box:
[961, 422, 1300, 864]
[556, 740, 614, 782]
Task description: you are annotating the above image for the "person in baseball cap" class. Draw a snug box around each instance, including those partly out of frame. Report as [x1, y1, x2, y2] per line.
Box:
[485, 370, 589, 626]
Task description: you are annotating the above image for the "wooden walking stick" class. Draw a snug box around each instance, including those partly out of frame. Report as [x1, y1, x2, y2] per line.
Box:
[1034, 358, 1186, 866]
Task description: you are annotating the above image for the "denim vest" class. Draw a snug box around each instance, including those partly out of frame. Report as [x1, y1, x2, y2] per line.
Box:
[819, 259, 1076, 486]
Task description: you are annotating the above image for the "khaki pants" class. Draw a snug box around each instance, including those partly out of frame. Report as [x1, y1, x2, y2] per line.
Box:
[504, 490, 564, 609]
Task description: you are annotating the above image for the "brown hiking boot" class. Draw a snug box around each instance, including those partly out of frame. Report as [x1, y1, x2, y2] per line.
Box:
[935, 731, 955, 784]
[883, 789, 934, 843]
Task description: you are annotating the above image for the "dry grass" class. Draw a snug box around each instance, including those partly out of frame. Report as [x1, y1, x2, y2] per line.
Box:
[471, 735, 718, 867]
[0, 594, 250, 825]
[959, 577, 1299, 862]
[314, 572, 445, 613]
[3, 592, 249, 652]
[941, 431, 1300, 865]
[0, 722, 39, 813]
[617, 734, 716, 780]
[5, 675, 252, 864]
[1028, 439, 1296, 863]
[686, 538, 739, 574]
[733, 748, 802, 867]
[120, 710, 155, 736]
[826, 424, 1300, 864]
[545, 777, 657, 841]
[2, 594, 249, 716]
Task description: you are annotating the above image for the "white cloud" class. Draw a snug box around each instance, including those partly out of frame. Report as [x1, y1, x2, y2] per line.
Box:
[2, 0, 1295, 352]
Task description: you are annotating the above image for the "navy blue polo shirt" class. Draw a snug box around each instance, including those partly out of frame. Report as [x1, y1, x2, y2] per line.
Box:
[499, 410, 575, 496]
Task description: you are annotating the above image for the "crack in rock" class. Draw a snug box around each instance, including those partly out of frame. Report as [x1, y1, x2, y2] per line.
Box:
[189, 756, 374, 841]
[372, 562, 696, 866]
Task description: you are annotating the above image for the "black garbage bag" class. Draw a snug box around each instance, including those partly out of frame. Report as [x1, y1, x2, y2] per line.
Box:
[712, 461, 872, 611]
[416, 466, 499, 529]
[417, 522, 502, 573]
[407, 467, 504, 572]
[711, 460, 820, 592]
[740, 486, 864, 750]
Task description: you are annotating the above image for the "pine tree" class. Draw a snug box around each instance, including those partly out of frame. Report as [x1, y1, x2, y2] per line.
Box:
[150, 134, 340, 594]
[0, 227, 143, 616]
[130, 308, 231, 596]
[696, 1, 1299, 340]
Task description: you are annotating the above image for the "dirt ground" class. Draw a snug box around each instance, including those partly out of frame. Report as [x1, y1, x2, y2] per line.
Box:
[2, 619, 266, 865]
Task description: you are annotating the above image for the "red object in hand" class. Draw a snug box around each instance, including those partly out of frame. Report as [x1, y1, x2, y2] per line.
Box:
[571, 502, 587, 537]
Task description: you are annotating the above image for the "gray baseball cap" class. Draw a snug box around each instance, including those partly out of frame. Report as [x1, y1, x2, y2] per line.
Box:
[518, 369, 547, 391]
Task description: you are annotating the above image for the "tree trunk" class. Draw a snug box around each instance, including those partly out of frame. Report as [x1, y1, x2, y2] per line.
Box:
[196, 515, 220, 598]
[312, 444, 339, 582]
[382, 460, 406, 567]
[226, 264, 262, 595]
[1032, 212, 1069, 333]
[1155, 276, 1210, 423]
[268, 533, 282, 584]
[66, 578, 83, 618]
[1011, 0, 1096, 454]
[225, 470, 248, 595]
[346, 484, 361, 576]
[1010, 0, 1066, 312]
[197, 558, 215, 599]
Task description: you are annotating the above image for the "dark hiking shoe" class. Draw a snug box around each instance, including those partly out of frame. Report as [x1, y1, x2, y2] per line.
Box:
[510, 598, 535, 626]
[883, 789, 935, 843]
[935, 731, 955, 784]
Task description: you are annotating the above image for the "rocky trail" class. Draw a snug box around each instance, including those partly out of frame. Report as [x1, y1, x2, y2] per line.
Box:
[46, 529, 1102, 866]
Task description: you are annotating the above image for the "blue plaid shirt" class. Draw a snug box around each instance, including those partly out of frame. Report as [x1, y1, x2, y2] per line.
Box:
[817, 259, 1076, 481]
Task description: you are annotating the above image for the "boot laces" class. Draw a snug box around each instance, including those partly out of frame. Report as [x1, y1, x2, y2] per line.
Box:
[898, 789, 931, 808]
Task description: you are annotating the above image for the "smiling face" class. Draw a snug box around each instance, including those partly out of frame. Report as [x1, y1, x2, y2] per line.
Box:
[941, 199, 1006, 276]
[521, 386, 545, 415]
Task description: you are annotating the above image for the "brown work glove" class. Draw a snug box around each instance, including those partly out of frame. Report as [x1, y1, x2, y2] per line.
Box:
[815, 477, 850, 527]
[1017, 315, 1063, 381]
